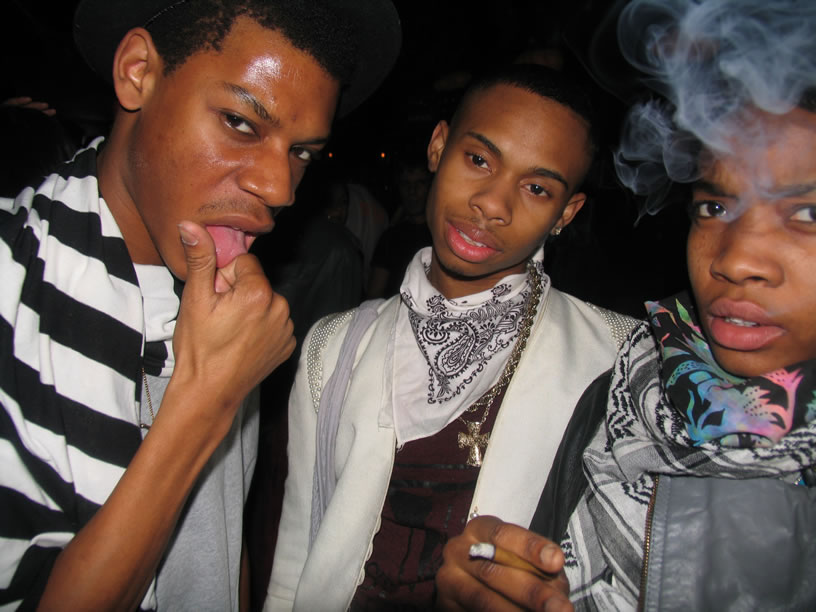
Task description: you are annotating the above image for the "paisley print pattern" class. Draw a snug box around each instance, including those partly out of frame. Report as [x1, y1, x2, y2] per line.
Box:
[408, 283, 530, 403]
[400, 251, 545, 405]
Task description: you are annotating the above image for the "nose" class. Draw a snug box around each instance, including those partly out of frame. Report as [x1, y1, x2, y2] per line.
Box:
[469, 175, 513, 224]
[236, 146, 295, 209]
[709, 206, 784, 287]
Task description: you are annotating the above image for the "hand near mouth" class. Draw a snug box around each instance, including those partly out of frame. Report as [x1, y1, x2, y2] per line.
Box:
[168, 220, 295, 434]
[35, 223, 296, 611]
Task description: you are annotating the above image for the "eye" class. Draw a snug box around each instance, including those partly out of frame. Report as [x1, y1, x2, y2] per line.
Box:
[790, 205, 816, 223]
[468, 153, 488, 169]
[291, 147, 319, 163]
[690, 200, 727, 219]
[526, 183, 549, 197]
[223, 113, 254, 135]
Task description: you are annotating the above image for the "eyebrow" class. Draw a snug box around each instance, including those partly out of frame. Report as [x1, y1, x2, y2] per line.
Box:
[466, 130, 570, 189]
[693, 180, 734, 198]
[468, 131, 501, 158]
[224, 82, 277, 126]
[770, 182, 816, 198]
[695, 180, 816, 199]
[221, 82, 331, 146]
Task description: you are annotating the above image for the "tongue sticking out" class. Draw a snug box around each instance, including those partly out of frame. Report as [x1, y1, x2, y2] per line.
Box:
[206, 225, 248, 269]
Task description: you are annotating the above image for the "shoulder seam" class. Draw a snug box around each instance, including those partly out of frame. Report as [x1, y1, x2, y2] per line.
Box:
[587, 303, 640, 351]
[307, 310, 355, 411]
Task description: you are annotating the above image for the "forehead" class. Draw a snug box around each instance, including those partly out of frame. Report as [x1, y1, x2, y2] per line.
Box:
[169, 16, 339, 114]
[700, 107, 816, 195]
[453, 84, 591, 181]
[455, 84, 586, 139]
[211, 15, 333, 77]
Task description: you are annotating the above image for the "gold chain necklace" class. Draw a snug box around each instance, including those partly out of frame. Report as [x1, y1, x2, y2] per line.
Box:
[140, 367, 155, 430]
[457, 261, 544, 467]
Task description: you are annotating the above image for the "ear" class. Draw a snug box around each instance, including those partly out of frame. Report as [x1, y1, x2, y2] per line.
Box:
[551, 192, 587, 234]
[112, 28, 162, 112]
[426, 120, 449, 173]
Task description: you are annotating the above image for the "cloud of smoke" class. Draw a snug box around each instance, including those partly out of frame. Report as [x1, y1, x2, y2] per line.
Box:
[613, 0, 816, 215]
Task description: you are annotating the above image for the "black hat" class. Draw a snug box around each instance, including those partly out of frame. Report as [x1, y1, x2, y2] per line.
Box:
[73, 0, 401, 116]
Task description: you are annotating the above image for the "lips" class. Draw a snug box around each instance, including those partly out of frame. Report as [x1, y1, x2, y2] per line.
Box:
[445, 221, 500, 262]
[705, 298, 785, 352]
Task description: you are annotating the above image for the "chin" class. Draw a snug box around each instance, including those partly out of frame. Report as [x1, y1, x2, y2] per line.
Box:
[162, 256, 187, 282]
[712, 349, 783, 379]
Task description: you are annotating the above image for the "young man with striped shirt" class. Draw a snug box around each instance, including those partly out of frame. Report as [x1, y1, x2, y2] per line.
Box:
[0, 1, 399, 609]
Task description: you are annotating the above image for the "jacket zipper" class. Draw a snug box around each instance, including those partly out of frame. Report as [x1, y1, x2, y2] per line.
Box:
[637, 474, 659, 612]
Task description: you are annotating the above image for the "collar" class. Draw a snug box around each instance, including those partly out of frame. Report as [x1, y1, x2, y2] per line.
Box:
[133, 263, 181, 377]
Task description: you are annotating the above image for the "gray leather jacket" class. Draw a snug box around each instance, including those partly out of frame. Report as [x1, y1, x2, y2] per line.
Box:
[641, 475, 816, 611]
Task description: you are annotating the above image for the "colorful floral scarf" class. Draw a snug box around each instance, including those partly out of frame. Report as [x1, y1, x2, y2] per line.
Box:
[648, 294, 816, 448]
[563, 292, 816, 608]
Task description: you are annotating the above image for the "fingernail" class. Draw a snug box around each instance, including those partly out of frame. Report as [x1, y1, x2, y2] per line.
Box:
[540, 544, 558, 566]
[178, 223, 198, 246]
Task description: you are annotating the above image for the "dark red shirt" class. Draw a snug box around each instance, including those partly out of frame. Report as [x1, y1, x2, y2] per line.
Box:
[350, 387, 505, 610]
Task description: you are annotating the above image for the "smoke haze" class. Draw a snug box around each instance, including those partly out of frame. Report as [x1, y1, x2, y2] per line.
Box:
[613, 0, 816, 214]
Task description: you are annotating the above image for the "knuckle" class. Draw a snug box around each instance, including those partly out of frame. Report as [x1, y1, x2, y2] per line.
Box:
[441, 540, 457, 564]
[185, 251, 211, 269]
[459, 588, 494, 612]
[435, 564, 454, 591]
[435, 561, 493, 612]
[474, 559, 503, 583]
[242, 278, 275, 305]
[523, 537, 544, 561]
[525, 580, 566, 611]
[490, 519, 514, 542]
[283, 336, 296, 357]
[274, 293, 291, 318]
[259, 284, 277, 305]
[525, 583, 548, 609]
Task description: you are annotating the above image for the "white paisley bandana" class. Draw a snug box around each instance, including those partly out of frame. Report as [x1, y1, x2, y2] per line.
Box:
[392, 246, 549, 445]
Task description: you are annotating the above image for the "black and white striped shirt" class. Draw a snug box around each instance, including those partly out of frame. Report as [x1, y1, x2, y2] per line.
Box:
[0, 141, 178, 608]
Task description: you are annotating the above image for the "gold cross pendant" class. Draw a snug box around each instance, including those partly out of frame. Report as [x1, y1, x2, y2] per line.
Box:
[458, 421, 489, 467]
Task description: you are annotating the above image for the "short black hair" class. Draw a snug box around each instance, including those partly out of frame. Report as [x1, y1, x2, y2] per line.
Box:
[145, 0, 357, 87]
[455, 64, 597, 157]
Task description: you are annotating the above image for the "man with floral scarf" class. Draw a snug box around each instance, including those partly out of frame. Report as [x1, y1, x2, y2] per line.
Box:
[265, 63, 637, 611]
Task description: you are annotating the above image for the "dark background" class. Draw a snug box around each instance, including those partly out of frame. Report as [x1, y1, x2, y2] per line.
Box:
[1, 0, 689, 314]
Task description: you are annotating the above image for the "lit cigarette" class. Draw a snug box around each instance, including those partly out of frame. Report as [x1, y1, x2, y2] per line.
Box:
[468, 542, 556, 581]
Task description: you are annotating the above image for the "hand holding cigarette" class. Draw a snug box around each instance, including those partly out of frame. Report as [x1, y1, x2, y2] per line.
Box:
[436, 515, 574, 612]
